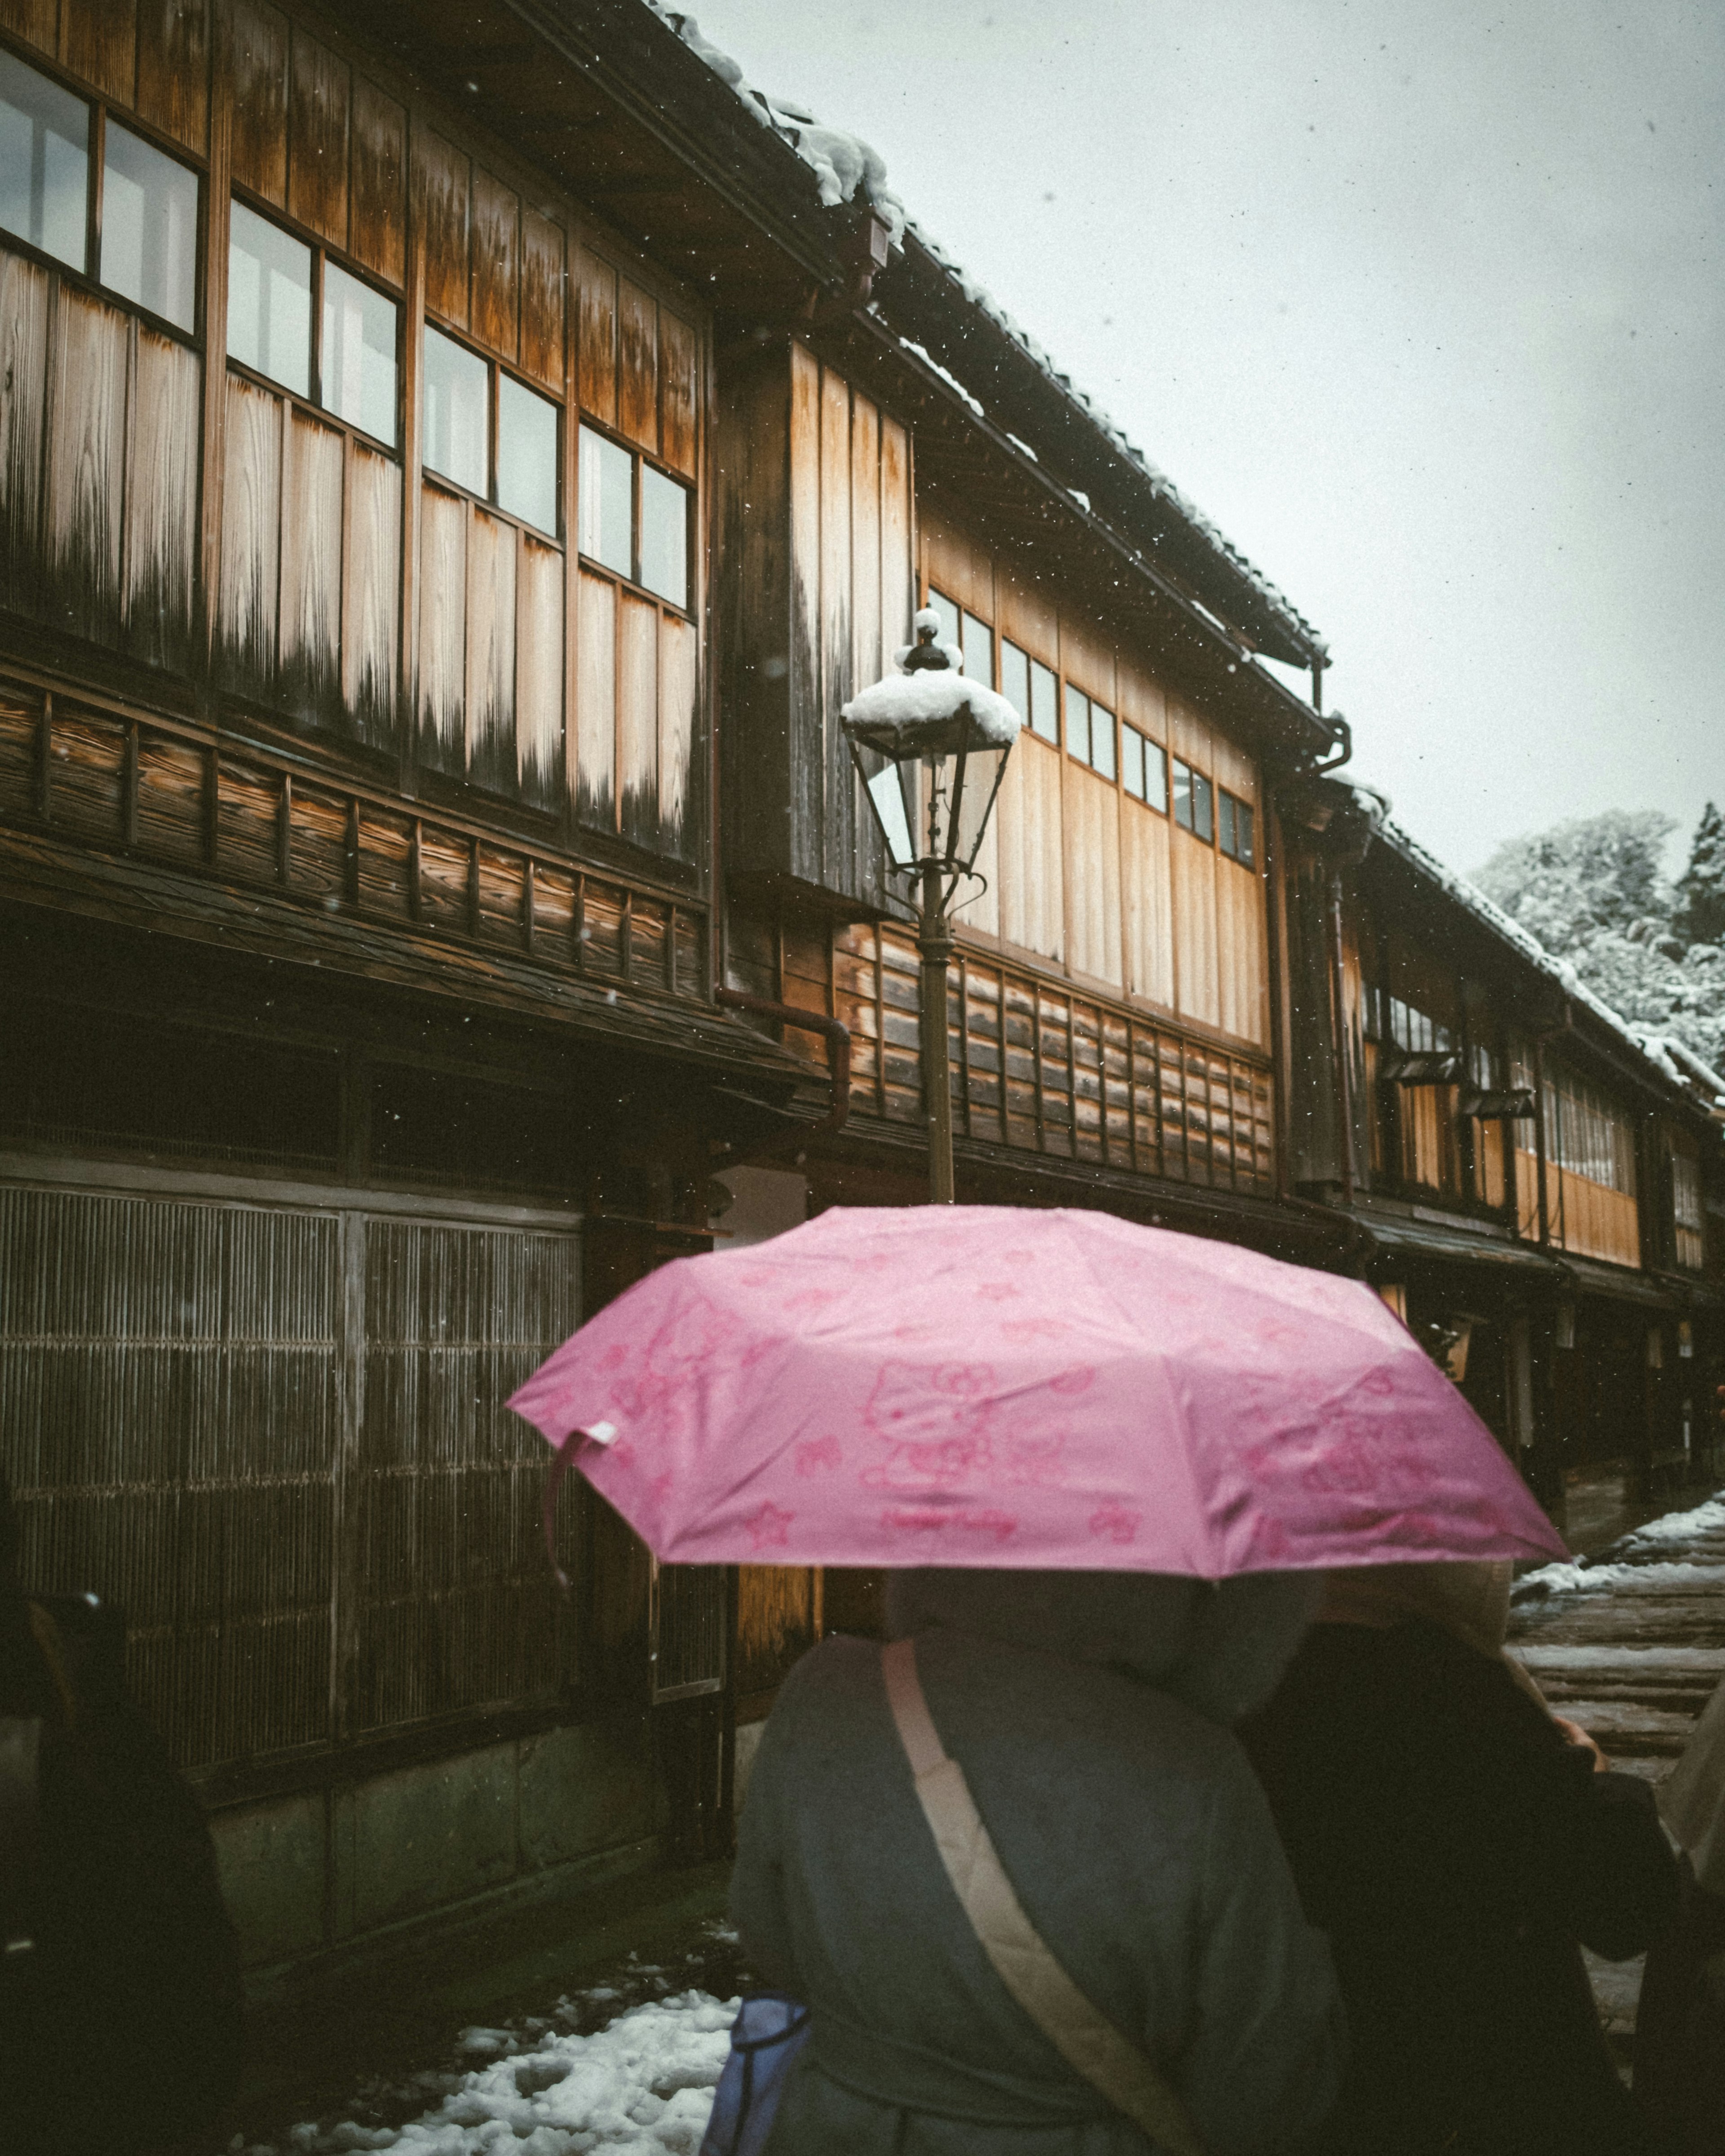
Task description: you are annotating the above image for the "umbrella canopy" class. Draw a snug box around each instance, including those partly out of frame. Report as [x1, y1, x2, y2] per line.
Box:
[509, 1207, 1566, 1577]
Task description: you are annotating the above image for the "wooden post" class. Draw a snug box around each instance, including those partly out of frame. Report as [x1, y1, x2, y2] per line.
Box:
[1533, 1034, 1552, 1247]
[918, 862, 955, 1204]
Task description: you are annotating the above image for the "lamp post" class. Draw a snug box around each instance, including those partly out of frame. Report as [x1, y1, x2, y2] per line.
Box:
[841, 610, 1021, 1202]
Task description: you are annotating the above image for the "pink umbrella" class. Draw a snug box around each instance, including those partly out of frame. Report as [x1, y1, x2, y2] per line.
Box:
[509, 1207, 1566, 1577]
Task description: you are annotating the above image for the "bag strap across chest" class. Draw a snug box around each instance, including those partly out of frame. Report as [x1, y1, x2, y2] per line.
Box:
[880, 1636, 1208, 2156]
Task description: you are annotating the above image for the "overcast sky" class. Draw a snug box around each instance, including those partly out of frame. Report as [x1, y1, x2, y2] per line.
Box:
[695, 0, 1724, 881]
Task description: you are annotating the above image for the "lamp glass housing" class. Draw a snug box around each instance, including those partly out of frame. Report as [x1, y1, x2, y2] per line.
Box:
[846, 711, 1012, 876]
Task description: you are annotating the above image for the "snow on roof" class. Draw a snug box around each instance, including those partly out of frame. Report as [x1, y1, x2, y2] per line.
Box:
[1372, 810, 1725, 1113]
[648, 7, 1324, 661]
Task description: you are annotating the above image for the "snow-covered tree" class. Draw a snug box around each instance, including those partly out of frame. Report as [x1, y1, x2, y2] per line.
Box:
[1676, 802, 1725, 948]
[1473, 808, 1725, 1073]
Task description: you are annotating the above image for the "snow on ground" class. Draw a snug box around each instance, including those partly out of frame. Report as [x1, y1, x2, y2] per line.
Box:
[1515, 1560, 1725, 1597]
[1616, 1494, 1725, 1549]
[235, 1992, 737, 2156]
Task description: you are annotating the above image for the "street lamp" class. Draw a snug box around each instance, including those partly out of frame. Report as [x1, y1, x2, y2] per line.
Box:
[841, 609, 1022, 1202]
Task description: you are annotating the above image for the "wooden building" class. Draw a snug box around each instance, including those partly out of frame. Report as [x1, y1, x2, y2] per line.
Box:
[0, 0, 1720, 1990]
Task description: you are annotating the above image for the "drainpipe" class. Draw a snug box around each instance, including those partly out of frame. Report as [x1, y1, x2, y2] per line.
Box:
[714, 988, 852, 1163]
[1532, 1032, 1552, 1248]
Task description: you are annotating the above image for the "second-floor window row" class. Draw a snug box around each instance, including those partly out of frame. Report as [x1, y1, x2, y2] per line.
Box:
[0, 45, 196, 332]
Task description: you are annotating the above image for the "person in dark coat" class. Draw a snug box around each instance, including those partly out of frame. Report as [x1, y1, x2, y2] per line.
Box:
[1239, 1560, 1679, 2156]
[731, 1566, 1346, 2155]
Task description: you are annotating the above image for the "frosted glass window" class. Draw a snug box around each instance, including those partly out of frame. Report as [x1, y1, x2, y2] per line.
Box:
[322, 262, 397, 445]
[1174, 759, 1215, 843]
[228, 200, 310, 398]
[1234, 798, 1255, 867]
[498, 373, 558, 535]
[101, 122, 196, 331]
[1218, 789, 1236, 859]
[1143, 740, 1168, 813]
[421, 324, 488, 496]
[961, 610, 993, 687]
[928, 588, 960, 649]
[1065, 684, 1090, 766]
[1122, 725, 1145, 801]
[578, 426, 632, 576]
[1000, 640, 1030, 728]
[0, 51, 87, 270]
[1091, 705, 1116, 781]
[1029, 660, 1058, 743]
[639, 464, 689, 607]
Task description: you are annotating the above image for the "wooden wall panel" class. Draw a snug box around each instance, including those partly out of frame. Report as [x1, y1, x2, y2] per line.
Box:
[342, 442, 398, 744]
[575, 247, 616, 424]
[1168, 695, 1212, 778]
[574, 567, 615, 829]
[786, 343, 822, 886]
[880, 415, 911, 653]
[995, 735, 1062, 960]
[616, 278, 657, 451]
[349, 78, 406, 286]
[1122, 798, 1173, 1009]
[998, 564, 1057, 666]
[1118, 655, 1166, 745]
[121, 327, 198, 673]
[1065, 765, 1122, 987]
[219, 373, 281, 689]
[1211, 728, 1257, 804]
[46, 289, 127, 648]
[136, 0, 208, 152]
[0, 252, 50, 619]
[657, 610, 695, 857]
[414, 131, 469, 328]
[1061, 617, 1113, 704]
[515, 533, 561, 805]
[1172, 826, 1219, 1029]
[230, 0, 289, 208]
[818, 365, 852, 887]
[1216, 860, 1266, 1046]
[464, 507, 515, 788]
[849, 394, 880, 700]
[277, 407, 343, 724]
[923, 507, 991, 619]
[659, 310, 697, 479]
[65, 0, 134, 105]
[617, 588, 656, 848]
[469, 168, 519, 362]
[0, 0, 57, 55]
[416, 484, 465, 772]
[287, 30, 349, 249]
[519, 210, 564, 393]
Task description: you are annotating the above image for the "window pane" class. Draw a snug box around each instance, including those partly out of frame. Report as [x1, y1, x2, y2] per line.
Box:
[928, 589, 960, 649]
[1122, 725, 1145, 801]
[0, 51, 88, 270]
[639, 463, 689, 606]
[228, 199, 311, 398]
[578, 426, 633, 577]
[1144, 742, 1167, 812]
[1091, 705, 1115, 781]
[1191, 770, 1214, 844]
[961, 610, 993, 687]
[421, 323, 488, 496]
[322, 261, 397, 445]
[1029, 660, 1058, 742]
[1218, 790, 1236, 859]
[101, 122, 196, 331]
[1236, 800, 1255, 867]
[1000, 640, 1030, 728]
[498, 372, 559, 535]
[1172, 756, 1194, 831]
[1065, 684, 1089, 765]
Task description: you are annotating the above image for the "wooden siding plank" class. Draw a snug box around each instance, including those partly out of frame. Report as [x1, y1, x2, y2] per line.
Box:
[64, 0, 134, 104]
[135, 0, 208, 152]
[1122, 795, 1174, 1007]
[1217, 855, 1267, 1047]
[121, 325, 198, 674]
[880, 413, 911, 649]
[218, 371, 279, 691]
[575, 247, 616, 424]
[415, 482, 465, 773]
[1065, 763, 1122, 988]
[135, 731, 203, 864]
[413, 130, 469, 328]
[515, 531, 562, 806]
[286, 28, 348, 247]
[229, 0, 288, 207]
[46, 287, 127, 649]
[617, 587, 656, 848]
[998, 734, 1062, 960]
[574, 566, 615, 830]
[464, 505, 515, 790]
[277, 406, 343, 726]
[616, 276, 656, 451]
[844, 389, 880, 898]
[658, 308, 696, 478]
[519, 208, 564, 393]
[348, 77, 406, 286]
[0, 0, 57, 55]
[0, 252, 50, 620]
[657, 609, 696, 859]
[786, 342, 822, 887]
[469, 167, 519, 362]
[818, 365, 852, 891]
[1172, 824, 1220, 1030]
[341, 441, 398, 747]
